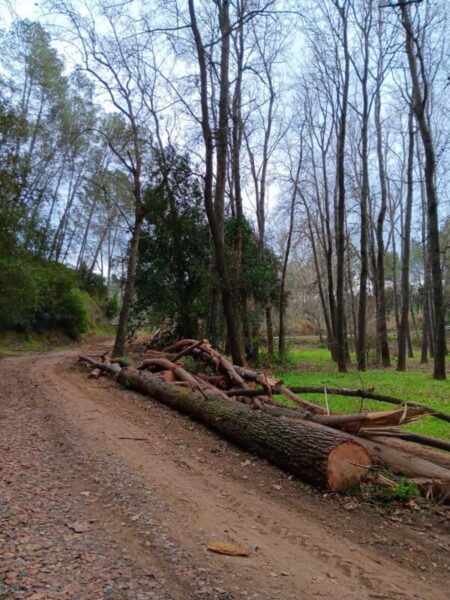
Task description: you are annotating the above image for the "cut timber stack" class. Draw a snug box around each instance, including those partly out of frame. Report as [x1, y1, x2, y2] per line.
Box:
[78, 334, 450, 500]
[79, 355, 370, 491]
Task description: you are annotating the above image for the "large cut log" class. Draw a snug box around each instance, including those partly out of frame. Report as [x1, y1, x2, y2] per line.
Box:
[115, 368, 371, 491]
[78, 354, 450, 498]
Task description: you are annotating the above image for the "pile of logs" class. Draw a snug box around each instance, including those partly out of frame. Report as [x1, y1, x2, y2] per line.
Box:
[79, 335, 450, 499]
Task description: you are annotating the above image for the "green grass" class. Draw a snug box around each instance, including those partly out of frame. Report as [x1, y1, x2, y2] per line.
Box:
[88, 324, 115, 337]
[276, 349, 450, 440]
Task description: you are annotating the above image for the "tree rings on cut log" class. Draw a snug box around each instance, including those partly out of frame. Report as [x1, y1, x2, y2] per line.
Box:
[326, 441, 371, 490]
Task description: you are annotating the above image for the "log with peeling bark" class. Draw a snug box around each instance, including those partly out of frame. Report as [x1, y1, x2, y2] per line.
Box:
[79, 355, 370, 491]
[225, 386, 450, 425]
[257, 402, 424, 433]
[361, 436, 450, 470]
[277, 386, 450, 424]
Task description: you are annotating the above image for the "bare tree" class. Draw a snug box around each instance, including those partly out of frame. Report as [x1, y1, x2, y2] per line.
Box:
[397, 107, 415, 370]
[397, 0, 446, 379]
[334, 0, 351, 372]
[50, 0, 163, 357]
[278, 134, 303, 355]
[188, 0, 243, 365]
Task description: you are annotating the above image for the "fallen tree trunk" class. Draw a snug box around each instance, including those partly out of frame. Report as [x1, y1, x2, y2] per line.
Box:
[79, 354, 450, 499]
[114, 367, 371, 491]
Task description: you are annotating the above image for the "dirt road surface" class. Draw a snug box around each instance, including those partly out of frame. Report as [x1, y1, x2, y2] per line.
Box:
[1, 350, 448, 599]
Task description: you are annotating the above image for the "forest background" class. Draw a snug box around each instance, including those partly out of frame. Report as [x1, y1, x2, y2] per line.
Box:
[0, 0, 449, 392]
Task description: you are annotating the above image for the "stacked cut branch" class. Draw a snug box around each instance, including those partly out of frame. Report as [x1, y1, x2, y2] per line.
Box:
[78, 335, 450, 499]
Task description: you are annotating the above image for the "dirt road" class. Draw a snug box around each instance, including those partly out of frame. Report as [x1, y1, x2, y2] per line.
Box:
[1, 351, 448, 599]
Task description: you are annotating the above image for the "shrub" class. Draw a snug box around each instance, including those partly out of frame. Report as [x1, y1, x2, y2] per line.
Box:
[105, 294, 120, 319]
[0, 253, 88, 339]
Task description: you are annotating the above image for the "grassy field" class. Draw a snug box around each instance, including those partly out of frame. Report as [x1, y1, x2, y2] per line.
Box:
[275, 348, 450, 440]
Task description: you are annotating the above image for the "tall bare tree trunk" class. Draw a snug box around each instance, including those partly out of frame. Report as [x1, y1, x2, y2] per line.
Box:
[188, 0, 243, 365]
[400, 3, 446, 380]
[421, 204, 431, 364]
[356, 5, 372, 371]
[397, 109, 414, 371]
[279, 157, 301, 355]
[335, 0, 350, 372]
[112, 177, 143, 357]
[374, 23, 391, 367]
[230, 5, 245, 356]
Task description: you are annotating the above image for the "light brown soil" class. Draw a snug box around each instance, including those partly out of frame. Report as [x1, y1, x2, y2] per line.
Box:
[1, 350, 448, 600]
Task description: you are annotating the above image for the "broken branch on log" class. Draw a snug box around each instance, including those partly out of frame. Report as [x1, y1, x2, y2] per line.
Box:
[79, 354, 121, 377]
[360, 429, 450, 452]
[225, 386, 449, 424]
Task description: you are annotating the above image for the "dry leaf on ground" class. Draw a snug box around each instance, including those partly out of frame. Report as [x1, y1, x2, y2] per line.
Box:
[207, 542, 250, 557]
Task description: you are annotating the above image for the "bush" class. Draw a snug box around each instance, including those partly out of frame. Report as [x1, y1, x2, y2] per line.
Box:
[57, 288, 89, 339]
[105, 294, 120, 319]
[77, 262, 108, 300]
[0, 253, 89, 339]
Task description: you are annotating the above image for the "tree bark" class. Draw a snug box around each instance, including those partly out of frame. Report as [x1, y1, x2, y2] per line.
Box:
[116, 369, 370, 491]
[279, 157, 301, 355]
[112, 208, 143, 357]
[356, 2, 372, 371]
